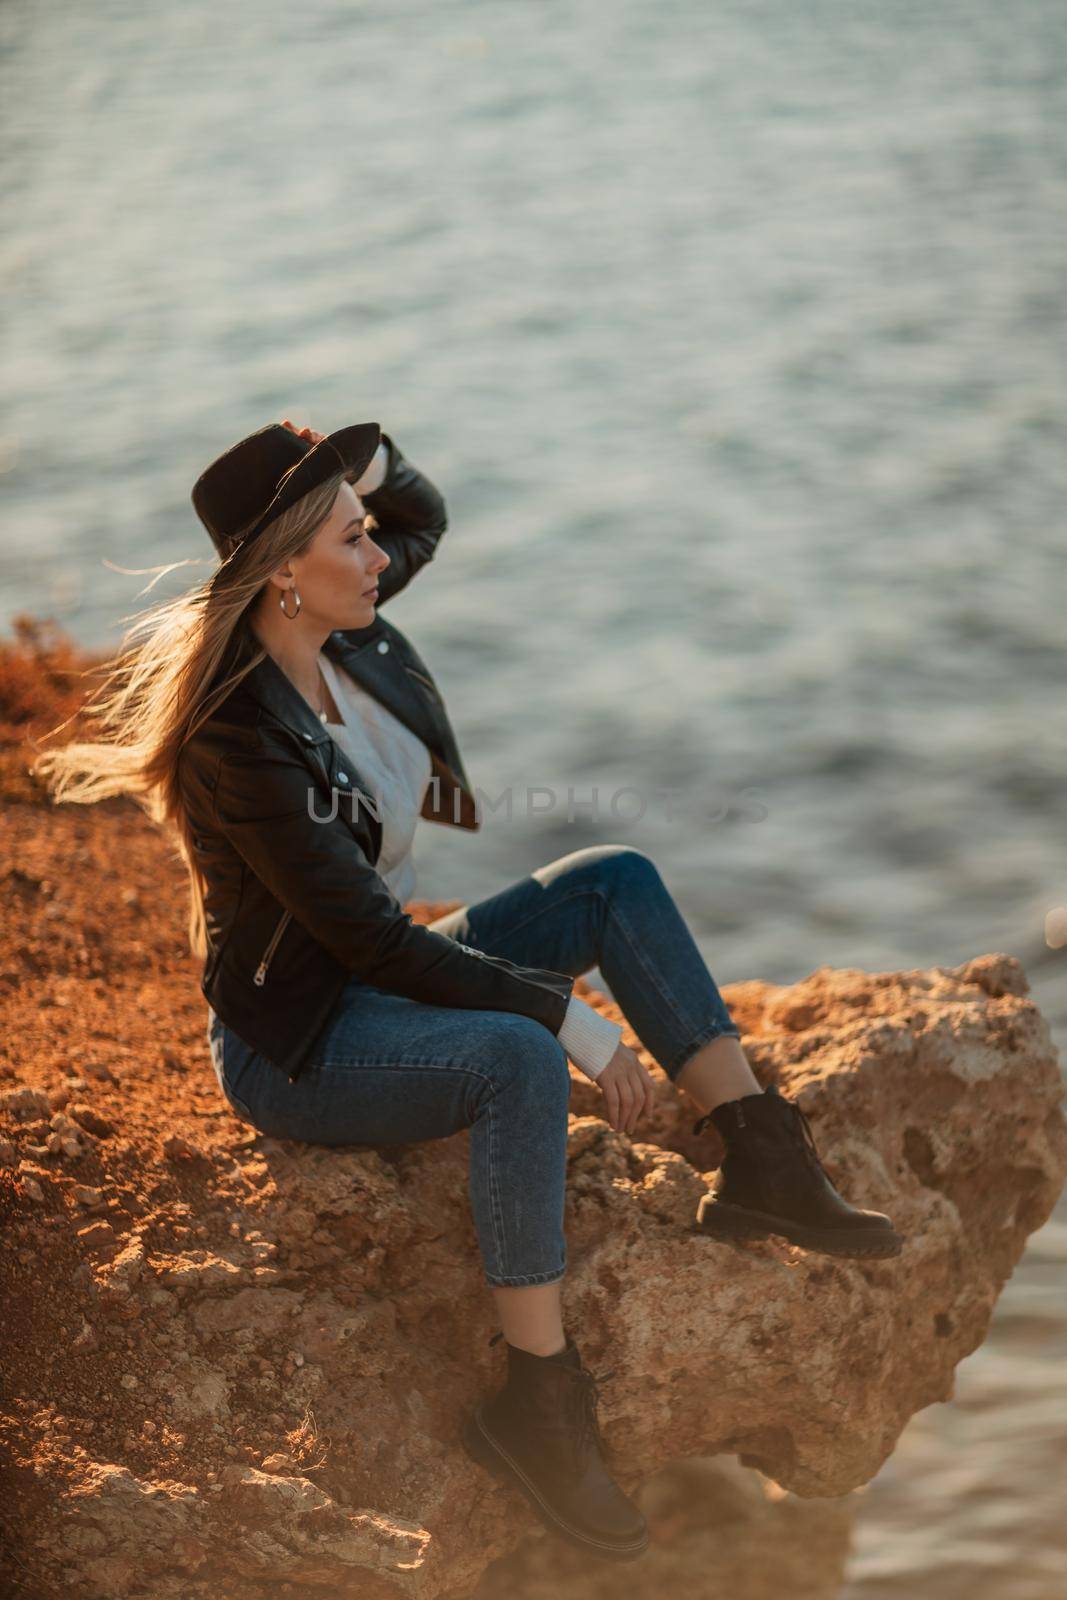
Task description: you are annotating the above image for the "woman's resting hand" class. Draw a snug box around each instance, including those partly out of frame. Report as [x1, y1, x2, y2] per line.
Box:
[596, 1042, 656, 1136]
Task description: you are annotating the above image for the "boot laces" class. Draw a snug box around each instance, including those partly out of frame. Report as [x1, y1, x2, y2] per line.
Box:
[784, 1096, 827, 1175]
[487, 1332, 616, 1467]
[564, 1364, 615, 1465]
[692, 1092, 826, 1174]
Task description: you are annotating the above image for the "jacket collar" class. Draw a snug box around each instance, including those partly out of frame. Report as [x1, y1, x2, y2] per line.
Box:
[243, 620, 444, 759]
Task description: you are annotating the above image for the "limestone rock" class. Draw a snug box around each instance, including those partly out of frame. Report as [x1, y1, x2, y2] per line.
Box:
[11, 953, 1061, 1597]
[474, 1454, 856, 1600]
[2, 683, 1064, 1600]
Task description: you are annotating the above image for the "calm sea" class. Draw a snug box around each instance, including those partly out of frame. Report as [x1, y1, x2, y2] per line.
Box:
[2, 1, 1065, 1591]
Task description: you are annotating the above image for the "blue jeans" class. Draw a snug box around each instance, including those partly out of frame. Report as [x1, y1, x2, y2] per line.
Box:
[206, 844, 740, 1288]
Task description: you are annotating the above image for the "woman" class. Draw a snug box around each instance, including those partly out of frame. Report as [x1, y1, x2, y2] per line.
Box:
[34, 416, 902, 1564]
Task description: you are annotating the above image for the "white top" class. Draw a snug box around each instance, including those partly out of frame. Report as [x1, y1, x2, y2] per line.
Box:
[319, 650, 431, 910]
[315, 651, 623, 1081]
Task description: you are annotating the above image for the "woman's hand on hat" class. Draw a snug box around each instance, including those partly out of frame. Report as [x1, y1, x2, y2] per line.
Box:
[281, 419, 326, 445]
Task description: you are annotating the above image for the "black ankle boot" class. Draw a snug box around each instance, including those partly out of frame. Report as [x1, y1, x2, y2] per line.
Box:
[461, 1332, 649, 1561]
[692, 1083, 903, 1259]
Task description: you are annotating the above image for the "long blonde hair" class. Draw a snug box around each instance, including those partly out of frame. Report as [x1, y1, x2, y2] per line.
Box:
[30, 464, 359, 963]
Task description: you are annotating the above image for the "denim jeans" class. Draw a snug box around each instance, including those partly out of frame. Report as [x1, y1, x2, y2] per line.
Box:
[206, 843, 740, 1288]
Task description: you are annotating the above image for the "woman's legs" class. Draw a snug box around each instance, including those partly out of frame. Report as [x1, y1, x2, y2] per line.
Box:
[426, 843, 758, 1351]
[207, 844, 754, 1355]
[207, 989, 574, 1291]
[427, 842, 756, 1103]
[674, 1034, 762, 1111]
[492, 1282, 565, 1356]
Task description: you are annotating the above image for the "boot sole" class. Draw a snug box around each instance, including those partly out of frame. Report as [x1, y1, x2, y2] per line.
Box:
[461, 1403, 650, 1562]
[695, 1198, 903, 1259]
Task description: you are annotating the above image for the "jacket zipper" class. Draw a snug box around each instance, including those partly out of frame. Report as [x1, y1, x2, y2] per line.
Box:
[253, 909, 292, 987]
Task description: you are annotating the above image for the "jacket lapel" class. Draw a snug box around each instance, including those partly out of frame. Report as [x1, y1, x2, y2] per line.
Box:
[241, 623, 477, 833]
[243, 626, 437, 754]
[321, 625, 444, 756]
[324, 625, 478, 829]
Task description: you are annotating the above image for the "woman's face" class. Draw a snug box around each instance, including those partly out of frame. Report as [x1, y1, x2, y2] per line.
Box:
[285, 480, 391, 628]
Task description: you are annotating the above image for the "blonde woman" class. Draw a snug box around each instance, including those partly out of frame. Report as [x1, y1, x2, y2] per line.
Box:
[34, 417, 901, 1563]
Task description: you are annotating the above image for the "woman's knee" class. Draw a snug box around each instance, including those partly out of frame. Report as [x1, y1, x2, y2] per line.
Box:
[577, 842, 661, 894]
[478, 1014, 572, 1112]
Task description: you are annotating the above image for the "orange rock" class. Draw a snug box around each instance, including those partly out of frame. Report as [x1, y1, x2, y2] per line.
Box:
[2, 620, 1065, 1599]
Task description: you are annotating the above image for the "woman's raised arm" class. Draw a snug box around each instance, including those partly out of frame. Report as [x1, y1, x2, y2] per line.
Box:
[357, 432, 448, 606]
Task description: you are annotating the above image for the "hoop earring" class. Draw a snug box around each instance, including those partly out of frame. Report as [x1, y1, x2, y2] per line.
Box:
[280, 586, 301, 620]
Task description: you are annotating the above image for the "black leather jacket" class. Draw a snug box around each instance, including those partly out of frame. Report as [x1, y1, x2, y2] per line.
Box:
[178, 433, 575, 1082]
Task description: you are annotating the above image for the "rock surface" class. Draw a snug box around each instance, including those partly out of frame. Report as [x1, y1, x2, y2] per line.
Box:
[1, 616, 1065, 1599]
[473, 1454, 856, 1600]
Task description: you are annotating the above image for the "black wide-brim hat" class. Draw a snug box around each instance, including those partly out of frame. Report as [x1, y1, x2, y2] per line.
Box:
[191, 420, 382, 558]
